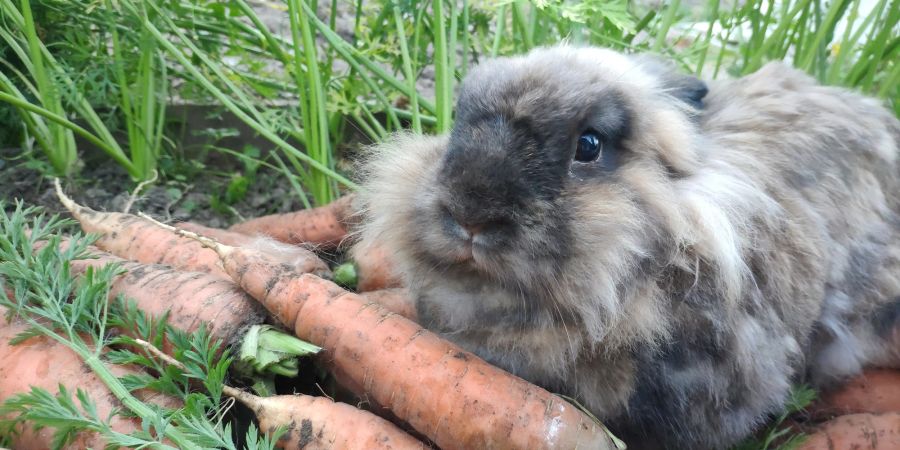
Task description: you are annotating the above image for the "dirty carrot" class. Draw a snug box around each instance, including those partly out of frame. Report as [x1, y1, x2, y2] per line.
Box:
[0, 305, 180, 450]
[810, 369, 900, 418]
[175, 222, 255, 247]
[143, 216, 618, 450]
[352, 239, 404, 292]
[54, 179, 330, 278]
[138, 339, 424, 450]
[797, 412, 900, 450]
[182, 217, 406, 293]
[228, 194, 357, 249]
[185, 208, 405, 292]
[229, 390, 424, 450]
[65, 245, 268, 350]
[358, 288, 417, 322]
[30, 236, 311, 380]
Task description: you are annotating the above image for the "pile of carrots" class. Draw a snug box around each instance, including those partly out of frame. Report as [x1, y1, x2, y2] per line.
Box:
[3, 182, 899, 449]
[0, 183, 616, 449]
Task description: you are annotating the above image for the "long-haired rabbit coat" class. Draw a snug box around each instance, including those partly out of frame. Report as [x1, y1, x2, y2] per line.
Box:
[353, 46, 900, 449]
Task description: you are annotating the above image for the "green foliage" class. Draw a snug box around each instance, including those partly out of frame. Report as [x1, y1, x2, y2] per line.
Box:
[0, 203, 282, 448]
[105, 0, 169, 180]
[223, 145, 262, 205]
[0, 0, 896, 198]
[233, 324, 321, 379]
[732, 385, 818, 450]
[332, 262, 359, 289]
[0, 0, 166, 180]
[0, 384, 167, 450]
[0, 0, 77, 175]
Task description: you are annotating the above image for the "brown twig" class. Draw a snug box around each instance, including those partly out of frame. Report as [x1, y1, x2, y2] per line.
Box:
[122, 170, 159, 215]
[136, 211, 233, 258]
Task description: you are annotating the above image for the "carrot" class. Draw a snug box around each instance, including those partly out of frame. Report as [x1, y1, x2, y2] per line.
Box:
[177, 201, 404, 293]
[31, 236, 267, 351]
[358, 288, 417, 322]
[0, 305, 180, 450]
[797, 413, 900, 450]
[182, 214, 406, 297]
[352, 239, 404, 292]
[35, 235, 315, 379]
[138, 338, 424, 449]
[228, 194, 357, 248]
[229, 390, 425, 450]
[811, 369, 900, 419]
[146, 217, 618, 450]
[54, 179, 330, 279]
[176, 221, 255, 247]
[184, 218, 406, 293]
[73, 247, 267, 349]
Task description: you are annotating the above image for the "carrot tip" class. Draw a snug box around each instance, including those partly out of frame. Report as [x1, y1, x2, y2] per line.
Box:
[136, 211, 233, 257]
[221, 385, 259, 410]
[53, 178, 84, 217]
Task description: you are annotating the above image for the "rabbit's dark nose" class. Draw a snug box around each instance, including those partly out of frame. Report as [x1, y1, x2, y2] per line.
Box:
[460, 221, 486, 238]
[441, 204, 509, 245]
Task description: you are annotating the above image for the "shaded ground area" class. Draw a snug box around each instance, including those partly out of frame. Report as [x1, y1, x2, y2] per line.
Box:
[0, 146, 311, 229]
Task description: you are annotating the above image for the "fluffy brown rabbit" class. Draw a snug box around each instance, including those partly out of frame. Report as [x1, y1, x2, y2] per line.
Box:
[352, 45, 900, 449]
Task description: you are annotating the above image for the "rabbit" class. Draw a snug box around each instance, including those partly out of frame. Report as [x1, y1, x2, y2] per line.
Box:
[351, 45, 900, 449]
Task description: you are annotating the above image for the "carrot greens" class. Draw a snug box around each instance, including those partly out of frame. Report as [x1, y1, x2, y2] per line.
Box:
[0, 202, 282, 449]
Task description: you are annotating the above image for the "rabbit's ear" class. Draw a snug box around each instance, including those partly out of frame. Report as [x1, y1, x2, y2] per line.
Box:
[630, 54, 708, 109]
[661, 72, 708, 110]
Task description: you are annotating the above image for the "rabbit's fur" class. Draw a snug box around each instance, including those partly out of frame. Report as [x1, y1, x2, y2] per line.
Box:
[352, 46, 900, 449]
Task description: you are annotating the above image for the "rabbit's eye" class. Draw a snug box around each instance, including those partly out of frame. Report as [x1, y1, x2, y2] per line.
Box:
[575, 131, 602, 162]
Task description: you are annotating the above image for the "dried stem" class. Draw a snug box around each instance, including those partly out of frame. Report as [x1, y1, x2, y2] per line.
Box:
[53, 177, 81, 217]
[136, 211, 233, 258]
[122, 170, 159, 214]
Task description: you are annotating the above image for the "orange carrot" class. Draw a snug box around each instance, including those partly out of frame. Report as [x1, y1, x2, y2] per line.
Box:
[358, 288, 417, 322]
[137, 340, 424, 450]
[811, 369, 900, 418]
[0, 306, 180, 450]
[176, 222, 255, 247]
[352, 239, 404, 292]
[54, 180, 330, 279]
[183, 215, 406, 293]
[148, 218, 617, 450]
[72, 247, 267, 349]
[797, 413, 900, 450]
[182, 207, 406, 292]
[228, 194, 356, 248]
[231, 392, 425, 450]
[31, 236, 267, 350]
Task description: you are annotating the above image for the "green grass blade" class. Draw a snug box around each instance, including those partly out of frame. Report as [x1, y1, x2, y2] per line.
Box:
[394, 4, 422, 133]
[798, 0, 852, 72]
[653, 0, 682, 53]
[0, 92, 131, 170]
[136, 15, 356, 189]
[491, 4, 507, 57]
[434, 0, 453, 133]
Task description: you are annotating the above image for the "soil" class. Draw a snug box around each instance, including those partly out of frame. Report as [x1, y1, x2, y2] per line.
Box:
[0, 146, 314, 229]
